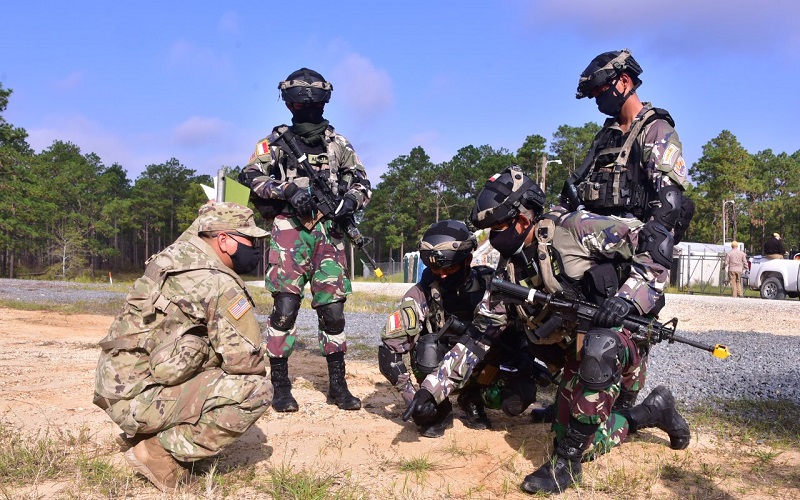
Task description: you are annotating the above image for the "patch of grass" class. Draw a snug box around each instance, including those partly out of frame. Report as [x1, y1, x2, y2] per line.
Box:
[259, 463, 366, 499]
[75, 456, 132, 497]
[687, 398, 800, 447]
[0, 421, 72, 485]
[0, 298, 125, 316]
[391, 454, 443, 484]
[442, 435, 488, 459]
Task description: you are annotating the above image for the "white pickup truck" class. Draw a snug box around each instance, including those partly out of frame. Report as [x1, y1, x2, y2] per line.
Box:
[745, 255, 800, 300]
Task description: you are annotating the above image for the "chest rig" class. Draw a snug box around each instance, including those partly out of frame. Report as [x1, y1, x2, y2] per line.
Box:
[271, 129, 353, 200]
[577, 107, 673, 218]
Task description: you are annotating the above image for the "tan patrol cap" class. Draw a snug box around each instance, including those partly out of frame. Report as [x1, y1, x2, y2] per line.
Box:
[196, 202, 269, 238]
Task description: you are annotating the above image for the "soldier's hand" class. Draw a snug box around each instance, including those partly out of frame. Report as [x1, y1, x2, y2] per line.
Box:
[283, 183, 314, 217]
[594, 296, 633, 328]
[334, 194, 358, 223]
[402, 388, 436, 422]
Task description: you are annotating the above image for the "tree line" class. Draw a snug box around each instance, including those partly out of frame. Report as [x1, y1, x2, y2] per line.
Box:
[1, 82, 798, 279]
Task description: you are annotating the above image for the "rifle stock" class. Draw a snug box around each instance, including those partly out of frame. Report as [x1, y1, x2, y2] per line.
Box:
[491, 279, 730, 359]
[273, 130, 384, 280]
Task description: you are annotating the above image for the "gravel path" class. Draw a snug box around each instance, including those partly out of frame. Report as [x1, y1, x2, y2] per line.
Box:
[2, 278, 799, 407]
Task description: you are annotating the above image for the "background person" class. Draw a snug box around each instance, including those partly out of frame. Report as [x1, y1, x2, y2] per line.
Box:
[725, 241, 748, 298]
[764, 232, 786, 259]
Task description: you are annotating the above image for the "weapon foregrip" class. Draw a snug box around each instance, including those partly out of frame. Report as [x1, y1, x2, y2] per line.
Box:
[491, 279, 537, 303]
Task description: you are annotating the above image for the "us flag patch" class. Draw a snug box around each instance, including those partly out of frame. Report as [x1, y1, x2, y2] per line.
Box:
[227, 294, 251, 320]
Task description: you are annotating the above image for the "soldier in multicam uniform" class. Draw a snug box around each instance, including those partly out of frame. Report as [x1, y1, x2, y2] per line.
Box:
[404, 166, 690, 495]
[93, 202, 271, 492]
[379, 220, 498, 438]
[238, 68, 369, 412]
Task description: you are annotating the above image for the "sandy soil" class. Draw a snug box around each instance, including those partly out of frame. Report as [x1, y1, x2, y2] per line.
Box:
[0, 305, 798, 499]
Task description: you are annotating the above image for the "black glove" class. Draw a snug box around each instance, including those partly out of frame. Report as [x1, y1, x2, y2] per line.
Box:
[593, 296, 633, 328]
[334, 194, 358, 222]
[402, 388, 437, 422]
[283, 183, 314, 217]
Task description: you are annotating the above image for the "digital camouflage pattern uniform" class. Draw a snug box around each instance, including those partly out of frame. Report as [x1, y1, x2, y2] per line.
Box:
[242, 124, 370, 357]
[420, 209, 669, 457]
[93, 204, 270, 462]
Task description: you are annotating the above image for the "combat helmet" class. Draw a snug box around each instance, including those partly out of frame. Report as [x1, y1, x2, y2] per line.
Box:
[576, 48, 643, 99]
[418, 220, 477, 269]
[278, 68, 333, 104]
[470, 166, 545, 229]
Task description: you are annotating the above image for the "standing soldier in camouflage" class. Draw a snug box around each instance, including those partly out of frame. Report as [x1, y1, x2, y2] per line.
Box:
[404, 167, 690, 495]
[239, 68, 370, 412]
[380, 220, 497, 437]
[93, 203, 271, 492]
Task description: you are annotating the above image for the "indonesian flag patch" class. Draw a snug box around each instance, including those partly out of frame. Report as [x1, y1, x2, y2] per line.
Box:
[256, 140, 270, 157]
[388, 310, 403, 333]
[227, 294, 251, 320]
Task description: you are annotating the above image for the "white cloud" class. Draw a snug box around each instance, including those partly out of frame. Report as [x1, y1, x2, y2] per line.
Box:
[330, 53, 395, 123]
[172, 116, 231, 146]
[26, 114, 134, 167]
[166, 40, 233, 77]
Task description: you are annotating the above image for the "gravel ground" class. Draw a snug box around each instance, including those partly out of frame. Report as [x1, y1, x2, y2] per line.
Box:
[2, 277, 799, 408]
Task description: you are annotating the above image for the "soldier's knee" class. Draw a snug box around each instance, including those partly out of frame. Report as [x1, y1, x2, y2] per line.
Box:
[317, 301, 345, 335]
[578, 328, 622, 391]
[270, 293, 302, 330]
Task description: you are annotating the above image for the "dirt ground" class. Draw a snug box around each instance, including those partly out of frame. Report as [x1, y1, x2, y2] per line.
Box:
[1, 306, 799, 499]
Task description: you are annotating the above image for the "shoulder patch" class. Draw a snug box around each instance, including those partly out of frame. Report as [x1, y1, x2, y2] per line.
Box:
[403, 306, 417, 329]
[662, 143, 679, 166]
[673, 156, 687, 178]
[257, 140, 270, 157]
[227, 294, 252, 320]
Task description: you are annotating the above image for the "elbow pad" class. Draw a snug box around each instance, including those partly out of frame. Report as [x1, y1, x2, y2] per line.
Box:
[651, 186, 683, 230]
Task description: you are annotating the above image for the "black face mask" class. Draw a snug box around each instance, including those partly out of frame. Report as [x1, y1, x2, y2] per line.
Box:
[595, 83, 630, 117]
[436, 263, 469, 291]
[291, 106, 325, 124]
[489, 220, 533, 259]
[230, 242, 262, 275]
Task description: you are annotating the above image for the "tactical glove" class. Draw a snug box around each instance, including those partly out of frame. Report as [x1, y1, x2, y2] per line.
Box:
[334, 194, 358, 223]
[593, 296, 633, 328]
[283, 183, 314, 217]
[402, 388, 437, 422]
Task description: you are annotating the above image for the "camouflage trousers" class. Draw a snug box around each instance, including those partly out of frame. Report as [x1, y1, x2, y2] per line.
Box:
[266, 215, 352, 307]
[552, 328, 648, 458]
[104, 369, 270, 461]
[264, 215, 352, 358]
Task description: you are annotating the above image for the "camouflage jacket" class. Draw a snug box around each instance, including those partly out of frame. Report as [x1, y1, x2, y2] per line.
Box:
[242, 125, 371, 217]
[420, 210, 669, 404]
[94, 234, 265, 402]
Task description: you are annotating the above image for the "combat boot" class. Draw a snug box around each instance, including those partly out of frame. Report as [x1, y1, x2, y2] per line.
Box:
[530, 402, 557, 423]
[622, 385, 690, 450]
[326, 353, 361, 410]
[457, 390, 492, 429]
[520, 420, 596, 494]
[501, 380, 538, 417]
[124, 436, 186, 492]
[269, 357, 299, 412]
[417, 399, 454, 438]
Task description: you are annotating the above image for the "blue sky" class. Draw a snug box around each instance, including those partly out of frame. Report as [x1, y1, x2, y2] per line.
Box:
[2, 1, 798, 184]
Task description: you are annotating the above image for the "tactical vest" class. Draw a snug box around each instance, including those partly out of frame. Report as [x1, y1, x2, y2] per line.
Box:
[576, 107, 674, 219]
[95, 237, 253, 399]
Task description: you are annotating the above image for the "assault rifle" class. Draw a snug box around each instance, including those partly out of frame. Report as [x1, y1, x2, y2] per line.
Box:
[491, 279, 730, 359]
[272, 130, 384, 280]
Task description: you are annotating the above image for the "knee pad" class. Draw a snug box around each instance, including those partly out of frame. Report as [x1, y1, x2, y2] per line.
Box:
[270, 293, 301, 330]
[579, 329, 622, 391]
[651, 186, 683, 230]
[317, 301, 345, 335]
[637, 221, 674, 268]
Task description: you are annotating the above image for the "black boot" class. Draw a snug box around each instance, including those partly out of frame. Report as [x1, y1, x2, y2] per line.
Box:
[530, 402, 557, 423]
[457, 390, 492, 429]
[326, 353, 361, 410]
[611, 389, 639, 412]
[501, 380, 537, 417]
[416, 399, 454, 438]
[270, 358, 299, 412]
[521, 420, 596, 494]
[622, 385, 690, 450]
